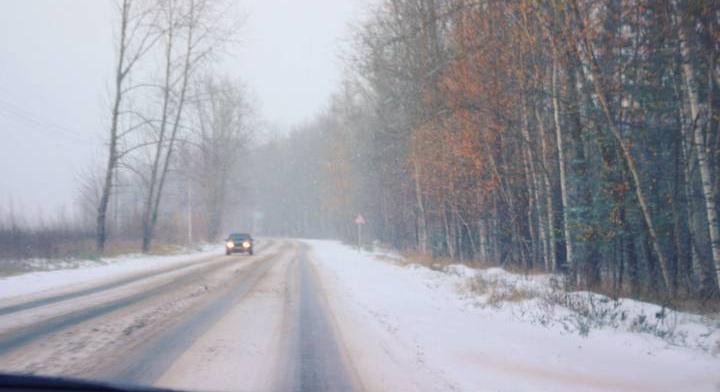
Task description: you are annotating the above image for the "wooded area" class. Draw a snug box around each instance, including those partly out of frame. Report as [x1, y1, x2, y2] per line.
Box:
[255, 0, 720, 302]
[2, 0, 717, 305]
[90, 0, 252, 253]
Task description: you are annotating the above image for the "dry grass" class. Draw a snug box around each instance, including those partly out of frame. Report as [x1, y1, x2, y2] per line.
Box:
[49, 240, 185, 259]
[465, 274, 537, 306]
[400, 251, 455, 271]
[400, 253, 538, 306]
[577, 278, 720, 315]
[502, 262, 552, 276]
[374, 254, 402, 265]
[0, 238, 191, 277]
[389, 251, 720, 317]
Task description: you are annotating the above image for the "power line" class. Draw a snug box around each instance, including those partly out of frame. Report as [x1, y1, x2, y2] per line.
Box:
[0, 97, 90, 142]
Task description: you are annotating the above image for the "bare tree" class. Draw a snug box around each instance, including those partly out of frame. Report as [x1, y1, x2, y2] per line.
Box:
[141, 0, 242, 252]
[97, 0, 161, 253]
[193, 77, 253, 241]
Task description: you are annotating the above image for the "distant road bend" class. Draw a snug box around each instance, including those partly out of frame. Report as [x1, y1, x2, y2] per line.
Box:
[0, 239, 362, 392]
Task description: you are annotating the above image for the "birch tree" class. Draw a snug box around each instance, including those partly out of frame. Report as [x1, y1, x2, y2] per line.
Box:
[671, 0, 720, 291]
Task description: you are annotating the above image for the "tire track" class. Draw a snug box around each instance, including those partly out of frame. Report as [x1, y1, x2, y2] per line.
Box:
[275, 243, 362, 392]
[0, 241, 284, 357]
[0, 240, 275, 317]
[99, 242, 297, 385]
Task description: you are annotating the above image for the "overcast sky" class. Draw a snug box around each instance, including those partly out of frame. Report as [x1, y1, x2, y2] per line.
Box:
[0, 0, 362, 223]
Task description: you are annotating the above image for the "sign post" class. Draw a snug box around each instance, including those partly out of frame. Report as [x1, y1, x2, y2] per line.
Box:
[354, 214, 366, 251]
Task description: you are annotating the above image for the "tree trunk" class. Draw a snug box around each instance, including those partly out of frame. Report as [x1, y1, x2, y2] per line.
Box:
[535, 106, 557, 272]
[443, 202, 455, 259]
[142, 9, 175, 253]
[521, 91, 541, 269]
[413, 156, 429, 255]
[552, 57, 574, 275]
[582, 48, 674, 295]
[96, 0, 129, 254]
[673, 0, 720, 292]
[148, 0, 196, 253]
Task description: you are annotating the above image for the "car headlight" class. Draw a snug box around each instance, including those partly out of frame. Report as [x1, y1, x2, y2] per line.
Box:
[226, 241, 234, 248]
[242, 241, 250, 248]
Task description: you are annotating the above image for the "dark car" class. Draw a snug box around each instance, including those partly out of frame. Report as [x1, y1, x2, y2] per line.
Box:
[225, 233, 254, 255]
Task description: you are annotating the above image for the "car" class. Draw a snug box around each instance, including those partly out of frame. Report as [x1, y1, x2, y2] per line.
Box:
[225, 233, 254, 255]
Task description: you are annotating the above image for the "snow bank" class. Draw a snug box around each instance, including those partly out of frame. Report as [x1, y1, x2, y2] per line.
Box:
[457, 266, 720, 353]
[0, 244, 220, 301]
[305, 239, 720, 392]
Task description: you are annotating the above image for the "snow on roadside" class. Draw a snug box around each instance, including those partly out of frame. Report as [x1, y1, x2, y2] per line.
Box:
[454, 265, 720, 354]
[305, 239, 720, 392]
[0, 244, 220, 301]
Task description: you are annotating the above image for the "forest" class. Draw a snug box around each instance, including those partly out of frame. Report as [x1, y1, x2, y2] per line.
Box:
[255, 0, 720, 303]
[2, 2, 719, 388]
[1, 0, 718, 305]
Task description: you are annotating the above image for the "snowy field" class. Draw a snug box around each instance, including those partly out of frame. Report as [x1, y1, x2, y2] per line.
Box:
[0, 244, 219, 301]
[305, 239, 720, 392]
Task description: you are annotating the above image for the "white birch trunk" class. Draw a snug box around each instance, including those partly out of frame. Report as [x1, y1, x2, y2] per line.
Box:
[552, 57, 575, 273]
[673, 0, 720, 288]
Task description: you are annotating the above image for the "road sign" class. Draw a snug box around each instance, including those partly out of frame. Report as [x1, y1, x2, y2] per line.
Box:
[355, 214, 365, 251]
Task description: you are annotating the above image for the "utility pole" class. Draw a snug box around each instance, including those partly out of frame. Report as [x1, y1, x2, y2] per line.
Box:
[113, 165, 119, 236]
[187, 174, 193, 245]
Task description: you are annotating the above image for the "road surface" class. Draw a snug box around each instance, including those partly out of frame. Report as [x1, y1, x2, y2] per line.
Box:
[0, 239, 361, 391]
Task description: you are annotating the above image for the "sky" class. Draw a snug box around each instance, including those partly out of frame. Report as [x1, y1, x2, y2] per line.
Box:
[0, 0, 362, 223]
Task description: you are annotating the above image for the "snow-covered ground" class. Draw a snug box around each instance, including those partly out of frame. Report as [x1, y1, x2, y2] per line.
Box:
[1, 238, 717, 391]
[305, 239, 720, 392]
[0, 244, 219, 302]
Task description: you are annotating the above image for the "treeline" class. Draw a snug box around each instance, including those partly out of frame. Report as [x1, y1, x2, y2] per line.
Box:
[0, 0, 255, 258]
[0, 208, 93, 261]
[255, 0, 720, 301]
[1, 1, 253, 260]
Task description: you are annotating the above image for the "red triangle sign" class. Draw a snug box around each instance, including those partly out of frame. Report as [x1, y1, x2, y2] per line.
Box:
[354, 214, 366, 225]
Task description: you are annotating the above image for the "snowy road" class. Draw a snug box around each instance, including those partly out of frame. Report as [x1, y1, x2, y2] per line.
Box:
[0, 239, 718, 392]
[0, 239, 362, 391]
